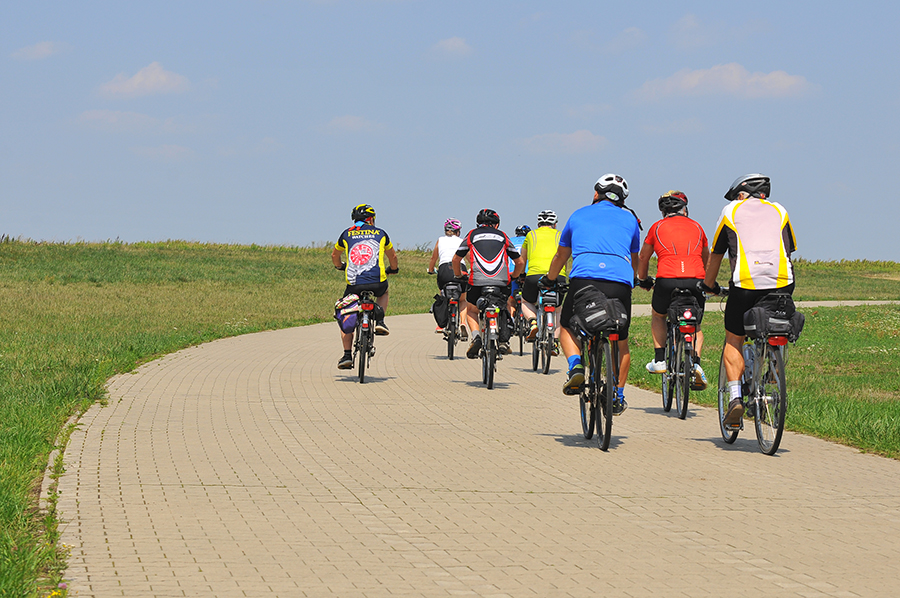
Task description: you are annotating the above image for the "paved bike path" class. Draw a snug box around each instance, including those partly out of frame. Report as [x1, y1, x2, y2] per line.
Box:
[57, 312, 900, 597]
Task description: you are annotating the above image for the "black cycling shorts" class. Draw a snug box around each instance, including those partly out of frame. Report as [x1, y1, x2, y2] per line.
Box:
[651, 278, 706, 318]
[437, 262, 468, 292]
[522, 274, 567, 304]
[560, 278, 632, 340]
[724, 283, 795, 336]
[344, 281, 389, 299]
[466, 284, 511, 309]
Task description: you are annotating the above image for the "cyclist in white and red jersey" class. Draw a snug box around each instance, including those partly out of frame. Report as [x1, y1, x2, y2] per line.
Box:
[637, 190, 710, 389]
[428, 218, 469, 339]
[701, 174, 797, 425]
[332, 204, 399, 369]
[452, 209, 524, 358]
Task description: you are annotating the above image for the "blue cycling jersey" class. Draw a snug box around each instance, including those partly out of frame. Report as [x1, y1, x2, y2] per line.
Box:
[558, 201, 640, 285]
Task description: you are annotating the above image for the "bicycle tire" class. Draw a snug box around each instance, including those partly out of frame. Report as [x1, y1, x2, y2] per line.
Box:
[357, 323, 368, 384]
[579, 340, 595, 439]
[517, 310, 525, 356]
[661, 325, 674, 412]
[677, 338, 692, 420]
[541, 331, 552, 375]
[532, 325, 540, 371]
[598, 339, 615, 451]
[482, 336, 489, 384]
[486, 339, 496, 390]
[717, 345, 739, 443]
[447, 306, 456, 360]
[755, 345, 787, 455]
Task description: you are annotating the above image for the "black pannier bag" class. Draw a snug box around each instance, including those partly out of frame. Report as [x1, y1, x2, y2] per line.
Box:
[432, 294, 449, 328]
[743, 291, 805, 341]
[667, 293, 703, 325]
[570, 285, 627, 336]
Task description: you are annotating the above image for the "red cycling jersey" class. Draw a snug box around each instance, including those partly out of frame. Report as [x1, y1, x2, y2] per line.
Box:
[643, 215, 708, 279]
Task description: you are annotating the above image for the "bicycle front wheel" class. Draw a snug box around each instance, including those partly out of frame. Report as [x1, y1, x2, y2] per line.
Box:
[677, 338, 692, 420]
[755, 345, 787, 455]
[717, 346, 739, 443]
[597, 339, 615, 451]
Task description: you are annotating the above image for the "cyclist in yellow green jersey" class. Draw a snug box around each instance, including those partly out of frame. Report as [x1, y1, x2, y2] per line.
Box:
[520, 210, 566, 344]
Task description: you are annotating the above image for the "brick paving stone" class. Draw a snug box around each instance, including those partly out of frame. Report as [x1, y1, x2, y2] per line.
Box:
[56, 313, 900, 597]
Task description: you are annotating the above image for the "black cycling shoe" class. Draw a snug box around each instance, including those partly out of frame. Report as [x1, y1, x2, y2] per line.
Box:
[466, 335, 483, 359]
[563, 365, 585, 395]
[612, 397, 628, 416]
[337, 354, 353, 370]
[374, 321, 389, 336]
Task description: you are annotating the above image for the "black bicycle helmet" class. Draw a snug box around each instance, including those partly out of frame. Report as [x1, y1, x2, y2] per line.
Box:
[351, 203, 376, 222]
[725, 174, 770, 201]
[515, 224, 531, 237]
[658, 190, 688, 215]
[594, 173, 629, 206]
[476, 208, 500, 226]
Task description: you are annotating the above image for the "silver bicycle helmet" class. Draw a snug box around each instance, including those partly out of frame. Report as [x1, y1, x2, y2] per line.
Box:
[725, 173, 770, 201]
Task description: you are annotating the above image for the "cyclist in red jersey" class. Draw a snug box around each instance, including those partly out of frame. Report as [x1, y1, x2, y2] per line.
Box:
[636, 190, 710, 389]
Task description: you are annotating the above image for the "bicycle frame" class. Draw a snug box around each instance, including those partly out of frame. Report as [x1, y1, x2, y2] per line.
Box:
[354, 291, 377, 383]
[477, 287, 506, 389]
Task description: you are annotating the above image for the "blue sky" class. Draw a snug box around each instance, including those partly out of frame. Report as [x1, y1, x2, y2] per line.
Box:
[2, 1, 898, 260]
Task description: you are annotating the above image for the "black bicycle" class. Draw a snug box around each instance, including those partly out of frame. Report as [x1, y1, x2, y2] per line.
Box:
[442, 281, 463, 360]
[661, 288, 702, 419]
[513, 287, 527, 355]
[353, 290, 379, 383]
[532, 285, 562, 374]
[579, 327, 620, 451]
[476, 286, 506, 390]
[716, 291, 799, 455]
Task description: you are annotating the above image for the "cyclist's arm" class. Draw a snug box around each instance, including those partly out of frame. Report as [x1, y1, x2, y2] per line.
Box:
[511, 255, 525, 279]
[546, 246, 572, 280]
[331, 246, 345, 269]
[451, 253, 466, 277]
[519, 244, 528, 270]
[704, 252, 725, 289]
[385, 246, 399, 271]
[637, 242, 653, 280]
[631, 251, 639, 280]
[427, 241, 439, 272]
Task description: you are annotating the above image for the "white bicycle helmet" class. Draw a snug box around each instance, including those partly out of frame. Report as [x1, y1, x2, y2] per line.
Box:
[594, 173, 629, 205]
[537, 210, 558, 226]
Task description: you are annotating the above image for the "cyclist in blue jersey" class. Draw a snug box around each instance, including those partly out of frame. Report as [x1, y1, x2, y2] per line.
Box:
[332, 204, 399, 369]
[507, 224, 531, 324]
[540, 174, 641, 415]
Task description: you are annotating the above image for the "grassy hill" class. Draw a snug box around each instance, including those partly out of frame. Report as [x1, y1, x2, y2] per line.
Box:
[0, 240, 898, 596]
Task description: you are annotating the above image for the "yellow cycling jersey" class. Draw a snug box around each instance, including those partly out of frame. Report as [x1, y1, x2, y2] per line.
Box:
[522, 227, 566, 276]
[711, 197, 797, 290]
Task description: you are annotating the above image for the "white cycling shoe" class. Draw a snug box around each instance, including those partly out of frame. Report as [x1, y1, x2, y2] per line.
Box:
[645, 360, 666, 374]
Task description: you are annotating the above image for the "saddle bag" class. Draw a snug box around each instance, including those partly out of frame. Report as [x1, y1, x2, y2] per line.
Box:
[667, 293, 703, 325]
[334, 294, 360, 333]
[570, 285, 627, 336]
[743, 292, 805, 341]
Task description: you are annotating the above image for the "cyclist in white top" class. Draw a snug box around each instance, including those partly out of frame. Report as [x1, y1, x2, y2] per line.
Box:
[428, 218, 469, 339]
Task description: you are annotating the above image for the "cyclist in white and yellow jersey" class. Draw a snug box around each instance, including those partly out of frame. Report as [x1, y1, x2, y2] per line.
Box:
[700, 174, 797, 425]
[520, 210, 566, 345]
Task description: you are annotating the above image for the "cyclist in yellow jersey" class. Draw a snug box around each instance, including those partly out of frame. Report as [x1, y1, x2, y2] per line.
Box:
[520, 210, 566, 344]
[701, 174, 797, 425]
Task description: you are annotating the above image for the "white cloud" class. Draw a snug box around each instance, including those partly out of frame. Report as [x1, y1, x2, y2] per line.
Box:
[11, 41, 64, 60]
[78, 109, 185, 134]
[634, 63, 815, 101]
[430, 37, 473, 58]
[100, 62, 190, 98]
[669, 15, 717, 50]
[130, 144, 195, 162]
[323, 115, 386, 134]
[519, 130, 607, 155]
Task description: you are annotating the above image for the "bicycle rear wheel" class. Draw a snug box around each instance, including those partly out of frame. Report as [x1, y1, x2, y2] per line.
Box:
[517, 310, 525, 356]
[486, 339, 496, 390]
[447, 306, 456, 360]
[357, 324, 368, 384]
[661, 326, 674, 412]
[677, 338, 692, 420]
[531, 324, 540, 371]
[717, 346, 739, 443]
[579, 341, 595, 439]
[755, 345, 787, 455]
[597, 339, 615, 451]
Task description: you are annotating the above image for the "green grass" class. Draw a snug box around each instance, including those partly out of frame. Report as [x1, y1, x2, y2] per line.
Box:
[0, 240, 898, 596]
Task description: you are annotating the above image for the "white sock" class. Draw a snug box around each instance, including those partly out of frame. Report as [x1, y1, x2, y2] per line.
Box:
[728, 381, 741, 401]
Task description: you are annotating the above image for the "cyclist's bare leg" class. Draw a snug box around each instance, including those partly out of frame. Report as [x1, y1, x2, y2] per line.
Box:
[723, 331, 745, 382]
[465, 300, 480, 337]
[560, 327, 581, 359]
[376, 290, 389, 313]
[616, 339, 631, 389]
[341, 330, 353, 351]
[650, 310, 666, 349]
[521, 301, 537, 322]
[695, 329, 704, 358]
[459, 292, 469, 326]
